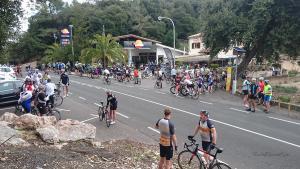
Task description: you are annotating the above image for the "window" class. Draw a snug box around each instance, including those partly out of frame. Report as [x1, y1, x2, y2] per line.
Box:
[192, 43, 201, 49]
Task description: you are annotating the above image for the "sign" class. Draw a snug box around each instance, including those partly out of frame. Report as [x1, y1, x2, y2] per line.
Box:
[60, 28, 71, 46]
[226, 67, 232, 92]
[134, 40, 144, 49]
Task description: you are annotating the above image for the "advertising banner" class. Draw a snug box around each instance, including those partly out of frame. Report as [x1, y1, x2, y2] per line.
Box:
[226, 67, 232, 92]
[60, 28, 71, 46]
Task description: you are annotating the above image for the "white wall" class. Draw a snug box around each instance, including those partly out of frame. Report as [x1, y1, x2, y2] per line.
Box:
[188, 35, 205, 55]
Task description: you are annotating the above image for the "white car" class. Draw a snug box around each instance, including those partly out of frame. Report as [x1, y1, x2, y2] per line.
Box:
[0, 67, 17, 81]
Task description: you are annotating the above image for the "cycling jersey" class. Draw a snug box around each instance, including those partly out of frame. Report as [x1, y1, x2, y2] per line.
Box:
[45, 82, 56, 96]
[60, 73, 69, 85]
[242, 80, 250, 91]
[184, 79, 193, 85]
[198, 119, 215, 142]
[104, 69, 110, 75]
[156, 118, 175, 146]
[106, 94, 118, 107]
[264, 84, 272, 96]
[258, 81, 264, 92]
[250, 83, 258, 95]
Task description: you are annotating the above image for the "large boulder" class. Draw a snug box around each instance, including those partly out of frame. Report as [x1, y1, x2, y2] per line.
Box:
[13, 114, 56, 130]
[0, 112, 19, 124]
[13, 114, 40, 130]
[55, 119, 96, 142]
[0, 123, 28, 146]
[36, 126, 59, 144]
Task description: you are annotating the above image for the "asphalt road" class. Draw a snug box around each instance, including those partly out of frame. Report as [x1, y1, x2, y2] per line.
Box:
[1, 74, 300, 169]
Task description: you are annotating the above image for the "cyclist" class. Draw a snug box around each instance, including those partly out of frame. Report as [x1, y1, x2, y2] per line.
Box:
[103, 67, 110, 82]
[248, 78, 259, 112]
[18, 79, 34, 113]
[133, 67, 139, 84]
[45, 79, 56, 108]
[155, 108, 177, 169]
[258, 77, 265, 105]
[207, 72, 214, 93]
[106, 90, 118, 125]
[263, 80, 272, 113]
[60, 70, 70, 97]
[171, 66, 177, 81]
[197, 74, 205, 94]
[188, 110, 217, 165]
[174, 72, 182, 96]
[36, 85, 48, 115]
[183, 73, 194, 95]
[242, 76, 251, 109]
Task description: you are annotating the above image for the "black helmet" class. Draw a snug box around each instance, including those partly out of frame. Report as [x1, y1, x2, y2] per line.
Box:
[200, 110, 209, 116]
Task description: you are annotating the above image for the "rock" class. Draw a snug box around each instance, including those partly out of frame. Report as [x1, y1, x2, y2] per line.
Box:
[36, 126, 59, 144]
[0, 112, 19, 124]
[38, 116, 57, 127]
[0, 121, 9, 127]
[55, 119, 96, 142]
[91, 141, 102, 148]
[0, 124, 28, 146]
[13, 114, 40, 130]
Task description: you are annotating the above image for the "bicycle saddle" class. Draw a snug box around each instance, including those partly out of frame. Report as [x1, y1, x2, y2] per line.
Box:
[217, 148, 223, 154]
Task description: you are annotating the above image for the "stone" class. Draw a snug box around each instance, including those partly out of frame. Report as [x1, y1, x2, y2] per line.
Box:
[38, 116, 57, 127]
[91, 141, 102, 148]
[55, 119, 96, 142]
[0, 124, 28, 146]
[13, 114, 40, 130]
[36, 126, 59, 144]
[0, 112, 19, 124]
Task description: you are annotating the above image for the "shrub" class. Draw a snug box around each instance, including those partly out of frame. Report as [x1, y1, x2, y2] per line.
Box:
[278, 96, 291, 103]
[288, 70, 298, 77]
[273, 86, 298, 94]
[209, 64, 219, 69]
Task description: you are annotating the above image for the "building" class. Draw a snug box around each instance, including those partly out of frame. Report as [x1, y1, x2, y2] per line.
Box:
[114, 34, 185, 66]
[177, 33, 240, 64]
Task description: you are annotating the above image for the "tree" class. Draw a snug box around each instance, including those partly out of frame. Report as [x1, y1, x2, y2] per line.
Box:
[0, 0, 22, 54]
[200, 0, 300, 76]
[80, 34, 127, 66]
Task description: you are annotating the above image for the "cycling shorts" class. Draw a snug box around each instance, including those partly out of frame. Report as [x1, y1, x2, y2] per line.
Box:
[264, 95, 272, 102]
[248, 94, 257, 100]
[208, 82, 213, 86]
[110, 105, 117, 110]
[21, 99, 31, 113]
[126, 74, 130, 77]
[242, 90, 249, 95]
[160, 144, 173, 160]
[202, 141, 213, 152]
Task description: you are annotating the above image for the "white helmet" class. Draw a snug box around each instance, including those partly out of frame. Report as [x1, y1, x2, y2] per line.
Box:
[259, 77, 264, 81]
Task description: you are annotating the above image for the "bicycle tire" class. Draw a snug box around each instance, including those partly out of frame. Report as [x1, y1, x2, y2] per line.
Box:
[170, 86, 176, 94]
[31, 107, 38, 115]
[15, 104, 21, 113]
[177, 150, 203, 169]
[191, 90, 200, 100]
[166, 78, 171, 84]
[180, 88, 189, 96]
[49, 109, 61, 120]
[98, 106, 104, 121]
[54, 95, 63, 107]
[211, 162, 232, 169]
[105, 110, 110, 127]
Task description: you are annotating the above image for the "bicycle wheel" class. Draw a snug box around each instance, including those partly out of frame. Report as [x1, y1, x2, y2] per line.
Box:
[54, 95, 63, 107]
[170, 86, 176, 94]
[31, 107, 38, 115]
[211, 162, 232, 169]
[177, 150, 203, 169]
[15, 104, 22, 114]
[180, 88, 189, 96]
[166, 78, 171, 84]
[49, 109, 61, 120]
[98, 107, 104, 121]
[191, 90, 200, 100]
[105, 110, 110, 127]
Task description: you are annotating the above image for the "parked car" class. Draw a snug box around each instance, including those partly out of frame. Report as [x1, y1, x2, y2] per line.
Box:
[0, 67, 17, 80]
[0, 80, 22, 107]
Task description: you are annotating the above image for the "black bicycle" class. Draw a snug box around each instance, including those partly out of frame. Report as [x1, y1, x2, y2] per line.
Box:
[97, 101, 110, 127]
[15, 103, 61, 120]
[178, 137, 231, 169]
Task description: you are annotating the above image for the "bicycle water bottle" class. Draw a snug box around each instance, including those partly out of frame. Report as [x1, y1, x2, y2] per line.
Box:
[197, 150, 204, 157]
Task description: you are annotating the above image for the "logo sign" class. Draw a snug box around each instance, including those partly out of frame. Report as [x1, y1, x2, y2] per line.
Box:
[60, 28, 71, 46]
[134, 40, 144, 49]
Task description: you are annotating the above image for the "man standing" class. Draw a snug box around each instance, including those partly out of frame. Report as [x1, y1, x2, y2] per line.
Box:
[242, 76, 251, 109]
[248, 78, 259, 112]
[60, 70, 69, 97]
[263, 80, 272, 113]
[189, 110, 217, 165]
[45, 79, 56, 107]
[155, 108, 177, 169]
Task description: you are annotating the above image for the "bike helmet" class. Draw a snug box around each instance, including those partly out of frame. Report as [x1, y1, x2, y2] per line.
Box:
[264, 80, 270, 84]
[259, 77, 264, 81]
[106, 89, 112, 94]
[200, 110, 209, 116]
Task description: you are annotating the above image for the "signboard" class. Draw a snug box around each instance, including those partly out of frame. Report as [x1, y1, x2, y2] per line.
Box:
[60, 28, 71, 46]
[123, 41, 152, 49]
[226, 67, 232, 92]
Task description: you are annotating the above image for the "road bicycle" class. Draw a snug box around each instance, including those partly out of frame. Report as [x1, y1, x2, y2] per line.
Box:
[97, 101, 110, 127]
[170, 82, 199, 99]
[15, 102, 61, 120]
[103, 76, 112, 85]
[154, 78, 163, 89]
[178, 137, 231, 169]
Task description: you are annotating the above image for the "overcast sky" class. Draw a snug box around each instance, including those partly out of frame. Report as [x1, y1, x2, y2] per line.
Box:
[21, 0, 87, 31]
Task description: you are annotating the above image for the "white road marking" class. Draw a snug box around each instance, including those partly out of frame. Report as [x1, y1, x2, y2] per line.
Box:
[155, 91, 166, 95]
[0, 107, 14, 111]
[68, 92, 73, 95]
[87, 84, 93, 87]
[90, 114, 98, 117]
[230, 108, 250, 114]
[57, 108, 71, 112]
[176, 95, 184, 98]
[79, 96, 87, 101]
[72, 79, 300, 148]
[199, 100, 213, 105]
[268, 116, 300, 126]
[128, 86, 134, 88]
[141, 88, 149, 91]
[147, 127, 160, 134]
[94, 103, 101, 107]
[116, 112, 129, 119]
[81, 117, 98, 123]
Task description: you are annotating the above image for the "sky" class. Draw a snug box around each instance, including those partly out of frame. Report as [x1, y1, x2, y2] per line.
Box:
[21, 0, 88, 32]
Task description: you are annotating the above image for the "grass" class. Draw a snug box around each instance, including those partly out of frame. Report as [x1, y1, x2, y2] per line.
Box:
[288, 70, 298, 77]
[273, 85, 298, 94]
[278, 96, 291, 103]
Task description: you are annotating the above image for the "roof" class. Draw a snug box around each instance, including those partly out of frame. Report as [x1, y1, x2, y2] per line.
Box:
[156, 43, 186, 54]
[233, 47, 246, 52]
[188, 33, 203, 39]
[114, 34, 161, 44]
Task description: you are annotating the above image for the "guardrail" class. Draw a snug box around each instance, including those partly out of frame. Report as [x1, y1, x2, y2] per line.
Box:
[272, 100, 300, 113]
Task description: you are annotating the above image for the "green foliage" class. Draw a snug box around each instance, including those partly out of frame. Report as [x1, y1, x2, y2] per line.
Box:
[209, 64, 219, 69]
[288, 70, 298, 77]
[273, 86, 298, 94]
[278, 96, 291, 103]
[80, 34, 126, 66]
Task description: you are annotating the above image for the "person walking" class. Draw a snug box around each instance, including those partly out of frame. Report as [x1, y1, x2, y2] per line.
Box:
[248, 78, 259, 112]
[263, 80, 272, 113]
[60, 70, 70, 97]
[155, 108, 177, 169]
[242, 76, 251, 109]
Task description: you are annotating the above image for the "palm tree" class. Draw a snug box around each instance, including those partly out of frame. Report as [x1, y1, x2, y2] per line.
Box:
[80, 34, 127, 66]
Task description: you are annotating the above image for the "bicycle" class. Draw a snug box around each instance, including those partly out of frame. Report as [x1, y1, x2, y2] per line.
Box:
[97, 101, 110, 127]
[178, 137, 231, 169]
[103, 76, 112, 85]
[15, 103, 61, 120]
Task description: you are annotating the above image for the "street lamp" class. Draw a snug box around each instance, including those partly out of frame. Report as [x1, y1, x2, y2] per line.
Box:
[53, 33, 57, 44]
[158, 16, 176, 68]
[69, 25, 75, 58]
